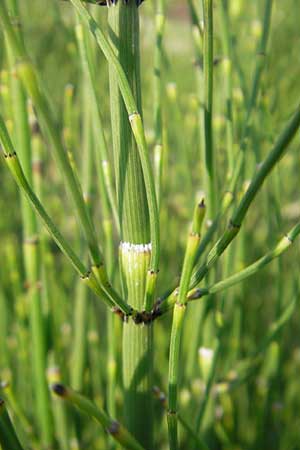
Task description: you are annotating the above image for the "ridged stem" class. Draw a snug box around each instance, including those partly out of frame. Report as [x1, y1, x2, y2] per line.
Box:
[202, 0, 216, 220]
[167, 202, 205, 449]
[107, 2, 154, 447]
[69, 0, 160, 275]
[120, 244, 153, 447]
[153, 0, 166, 210]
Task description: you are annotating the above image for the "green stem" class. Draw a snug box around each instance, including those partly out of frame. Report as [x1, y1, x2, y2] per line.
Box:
[69, 0, 160, 275]
[106, 2, 154, 447]
[219, 0, 234, 177]
[75, 17, 119, 231]
[158, 104, 300, 315]
[190, 104, 300, 287]
[51, 384, 145, 450]
[153, 0, 166, 210]
[160, 222, 300, 315]
[202, 0, 216, 219]
[168, 203, 205, 449]
[190, 222, 300, 301]
[0, 116, 134, 314]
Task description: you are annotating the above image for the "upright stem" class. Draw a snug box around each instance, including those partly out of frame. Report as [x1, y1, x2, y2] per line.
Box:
[168, 203, 205, 449]
[108, 1, 153, 447]
[219, 0, 234, 178]
[153, 0, 166, 209]
[202, 0, 215, 220]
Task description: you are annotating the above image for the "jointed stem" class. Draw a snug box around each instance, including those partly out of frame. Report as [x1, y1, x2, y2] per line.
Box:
[0, 115, 136, 315]
[69, 0, 160, 276]
[158, 103, 300, 314]
[107, 1, 155, 446]
[168, 203, 205, 449]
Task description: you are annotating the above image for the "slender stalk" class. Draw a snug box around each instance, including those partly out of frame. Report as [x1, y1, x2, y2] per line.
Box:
[0, 115, 133, 314]
[202, 0, 216, 220]
[51, 384, 145, 450]
[192, 223, 300, 300]
[160, 222, 300, 315]
[157, 103, 300, 314]
[153, 386, 209, 450]
[168, 202, 205, 449]
[219, 0, 234, 177]
[75, 17, 119, 231]
[153, 0, 166, 209]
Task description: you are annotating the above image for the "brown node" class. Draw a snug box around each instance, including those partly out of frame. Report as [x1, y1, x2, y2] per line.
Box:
[112, 307, 125, 321]
[107, 420, 120, 436]
[51, 383, 67, 397]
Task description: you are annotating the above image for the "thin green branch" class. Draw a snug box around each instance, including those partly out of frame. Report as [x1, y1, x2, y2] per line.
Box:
[51, 384, 145, 450]
[193, 105, 300, 285]
[159, 222, 300, 315]
[0, 115, 134, 315]
[167, 202, 205, 449]
[0, 0, 124, 310]
[75, 18, 119, 231]
[157, 104, 300, 315]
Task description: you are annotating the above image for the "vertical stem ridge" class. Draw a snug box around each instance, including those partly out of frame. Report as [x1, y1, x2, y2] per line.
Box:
[108, 1, 153, 447]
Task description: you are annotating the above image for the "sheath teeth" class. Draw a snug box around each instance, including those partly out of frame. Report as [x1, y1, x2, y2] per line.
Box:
[120, 242, 152, 253]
